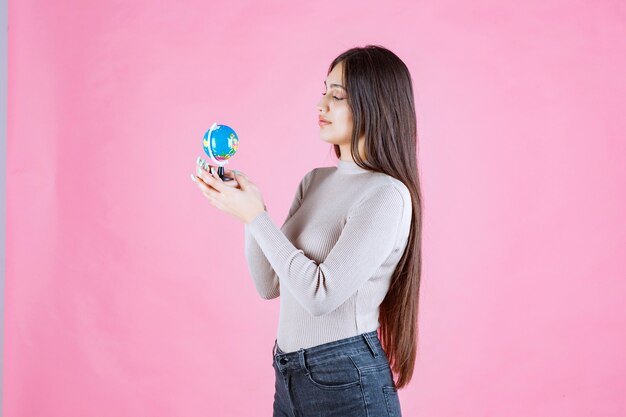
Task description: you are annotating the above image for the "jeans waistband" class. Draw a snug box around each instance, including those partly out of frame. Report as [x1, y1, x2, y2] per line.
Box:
[272, 331, 381, 371]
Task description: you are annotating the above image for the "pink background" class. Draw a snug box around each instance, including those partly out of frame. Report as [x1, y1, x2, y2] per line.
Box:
[5, 0, 626, 416]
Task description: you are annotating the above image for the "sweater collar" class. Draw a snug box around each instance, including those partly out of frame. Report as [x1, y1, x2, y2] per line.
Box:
[336, 158, 370, 175]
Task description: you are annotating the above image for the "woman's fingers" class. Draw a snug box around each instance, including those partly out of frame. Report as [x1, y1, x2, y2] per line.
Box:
[221, 171, 240, 187]
[196, 157, 217, 174]
[207, 165, 237, 185]
[194, 165, 214, 187]
[195, 165, 234, 195]
[192, 171, 220, 202]
[194, 157, 242, 188]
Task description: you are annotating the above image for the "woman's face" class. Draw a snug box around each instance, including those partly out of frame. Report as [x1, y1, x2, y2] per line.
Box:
[317, 62, 353, 146]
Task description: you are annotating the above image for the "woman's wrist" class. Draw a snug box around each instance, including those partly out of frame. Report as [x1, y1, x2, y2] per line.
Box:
[246, 206, 267, 224]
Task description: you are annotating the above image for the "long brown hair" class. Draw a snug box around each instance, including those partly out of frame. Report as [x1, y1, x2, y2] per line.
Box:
[327, 45, 423, 389]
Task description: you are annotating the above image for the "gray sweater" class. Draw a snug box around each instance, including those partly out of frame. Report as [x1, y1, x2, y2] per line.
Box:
[244, 158, 412, 353]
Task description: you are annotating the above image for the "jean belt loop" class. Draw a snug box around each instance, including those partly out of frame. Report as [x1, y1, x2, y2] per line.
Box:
[362, 332, 378, 358]
[298, 348, 309, 374]
[272, 339, 278, 357]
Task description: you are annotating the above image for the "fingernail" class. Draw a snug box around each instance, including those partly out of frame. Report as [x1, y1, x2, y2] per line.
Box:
[190, 173, 197, 182]
[196, 156, 202, 166]
[210, 166, 214, 174]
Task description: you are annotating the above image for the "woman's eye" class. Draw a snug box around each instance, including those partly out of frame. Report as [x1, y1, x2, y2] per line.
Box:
[321, 92, 344, 101]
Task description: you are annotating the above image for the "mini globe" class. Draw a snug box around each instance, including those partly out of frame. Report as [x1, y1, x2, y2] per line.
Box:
[202, 122, 239, 181]
[203, 122, 239, 166]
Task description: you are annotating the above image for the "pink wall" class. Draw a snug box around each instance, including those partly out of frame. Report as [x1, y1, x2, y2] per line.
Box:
[5, 0, 626, 416]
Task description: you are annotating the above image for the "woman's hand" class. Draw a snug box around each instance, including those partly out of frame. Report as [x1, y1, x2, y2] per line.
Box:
[191, 158, 267, 224]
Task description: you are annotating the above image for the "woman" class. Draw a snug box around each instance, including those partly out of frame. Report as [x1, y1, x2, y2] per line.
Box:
[192, 44, 422, 417]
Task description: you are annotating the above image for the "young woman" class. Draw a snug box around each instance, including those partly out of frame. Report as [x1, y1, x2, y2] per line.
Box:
[192, 45, 422, 417]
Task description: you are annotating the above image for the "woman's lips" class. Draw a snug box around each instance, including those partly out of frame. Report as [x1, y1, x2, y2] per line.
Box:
[318, 120, 331, 126]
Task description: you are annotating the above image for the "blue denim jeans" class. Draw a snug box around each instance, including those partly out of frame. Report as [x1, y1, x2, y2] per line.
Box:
[272, 330, 402, 417]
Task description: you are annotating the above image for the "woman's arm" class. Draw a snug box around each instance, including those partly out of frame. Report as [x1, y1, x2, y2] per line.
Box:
[246, 183, 407, 316]
[243, 169, 316, 299]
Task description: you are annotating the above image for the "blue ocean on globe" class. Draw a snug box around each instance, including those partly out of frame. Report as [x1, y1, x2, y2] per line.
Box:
[203, 123, 239, 163]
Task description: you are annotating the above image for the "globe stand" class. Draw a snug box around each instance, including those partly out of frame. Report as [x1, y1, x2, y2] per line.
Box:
[217, 165, 234, 182]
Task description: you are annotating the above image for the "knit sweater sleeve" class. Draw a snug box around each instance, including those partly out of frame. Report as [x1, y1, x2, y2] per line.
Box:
[243, 169, 315, 300]
[246, 183, 405, 317]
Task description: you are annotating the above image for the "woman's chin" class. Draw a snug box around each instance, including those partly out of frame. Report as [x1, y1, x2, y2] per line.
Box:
[318, 132, 339, 144]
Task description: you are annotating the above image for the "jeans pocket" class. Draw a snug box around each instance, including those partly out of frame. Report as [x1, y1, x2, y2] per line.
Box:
[304, 355, 362, 390]
[382, 385, 401, 417]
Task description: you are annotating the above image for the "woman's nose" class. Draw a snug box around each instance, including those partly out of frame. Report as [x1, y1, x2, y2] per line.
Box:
[317, 96, 328, 112]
